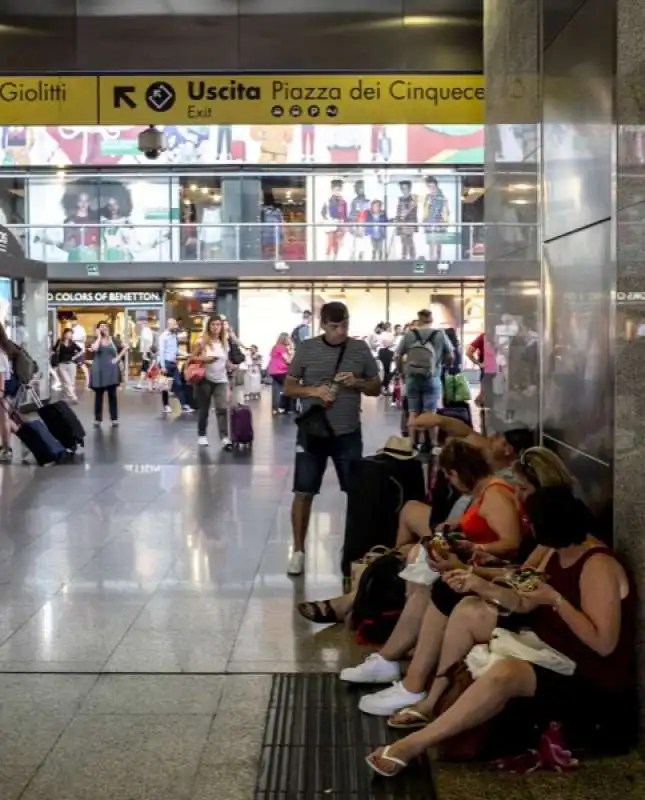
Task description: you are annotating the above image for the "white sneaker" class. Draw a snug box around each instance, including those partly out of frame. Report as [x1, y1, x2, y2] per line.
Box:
[340, 653, 401, 685]
[198, 436, 208, 447]
[163, 405, 172, 414]
[182, 405, 194, 413]
[221, 436, 232, 450]
[287, 550, 305, 576]
[358, 681, 427, 717]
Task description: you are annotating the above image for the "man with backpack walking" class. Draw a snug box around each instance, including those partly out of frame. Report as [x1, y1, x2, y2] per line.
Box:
[396, 309, 453, 450]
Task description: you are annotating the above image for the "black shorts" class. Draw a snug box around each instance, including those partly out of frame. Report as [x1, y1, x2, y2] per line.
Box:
[293, 428, 362, 496]
[141, 358, 151, 373]
[431, 579, 466, 617]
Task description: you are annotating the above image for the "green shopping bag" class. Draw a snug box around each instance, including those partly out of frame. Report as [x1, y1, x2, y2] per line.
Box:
[444, 373, 471, 404]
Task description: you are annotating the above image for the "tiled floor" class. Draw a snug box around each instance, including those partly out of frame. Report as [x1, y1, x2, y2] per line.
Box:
[0, 388, 385, 799]
[1, 387, 642, 799]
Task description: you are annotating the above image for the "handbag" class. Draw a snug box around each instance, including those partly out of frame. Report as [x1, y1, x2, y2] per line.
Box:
[434, 661, 489, 760]
[185, 361, 205, 384]
[229, 340, 246, 366]
[295, 341, 347, 442]
[350, 545, 391, 591]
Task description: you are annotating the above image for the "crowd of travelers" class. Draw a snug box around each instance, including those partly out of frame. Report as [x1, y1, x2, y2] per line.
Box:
[284, 302, 637, 778]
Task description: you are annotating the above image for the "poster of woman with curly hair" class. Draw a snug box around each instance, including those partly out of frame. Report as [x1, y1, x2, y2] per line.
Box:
[29, 177, 173, 262]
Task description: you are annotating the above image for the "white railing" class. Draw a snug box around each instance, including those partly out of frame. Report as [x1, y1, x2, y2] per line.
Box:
[8, 222, 537, 264]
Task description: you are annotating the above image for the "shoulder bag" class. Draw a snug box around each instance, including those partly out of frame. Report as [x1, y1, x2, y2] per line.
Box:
[295, 341, 347, 443]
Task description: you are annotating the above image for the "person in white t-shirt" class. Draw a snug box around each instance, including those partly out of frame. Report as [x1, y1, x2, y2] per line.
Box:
[376, 322, 395, 394]
[0, 322, 16, 462]
[190, 315, 231, 449]
[71, 320, 90, 389]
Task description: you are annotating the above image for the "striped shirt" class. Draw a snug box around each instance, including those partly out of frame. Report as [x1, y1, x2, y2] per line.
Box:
[288, 336, 378, 435]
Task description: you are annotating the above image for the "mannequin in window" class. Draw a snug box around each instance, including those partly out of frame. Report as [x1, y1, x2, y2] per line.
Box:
[321, 179, 348, 260]
[261, 192, 285, 259]
[395, 180, 418, 260]
[348, 180, 371, 261]
[181, 202, 198, 260]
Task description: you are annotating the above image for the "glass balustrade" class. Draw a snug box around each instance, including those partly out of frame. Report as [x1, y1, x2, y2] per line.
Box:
[10, 222, 537, 265]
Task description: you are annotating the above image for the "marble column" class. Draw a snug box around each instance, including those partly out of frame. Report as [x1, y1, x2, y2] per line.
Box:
[615, 0, 645, 734]
[483, 0, 541, 434]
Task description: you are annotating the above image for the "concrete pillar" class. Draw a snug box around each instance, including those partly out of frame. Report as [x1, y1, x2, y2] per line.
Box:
[615, 0, 645, 733]
[483, 0, 541, 433]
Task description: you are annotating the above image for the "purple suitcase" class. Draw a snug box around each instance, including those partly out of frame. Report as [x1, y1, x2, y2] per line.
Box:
[231, 404, 254, 447]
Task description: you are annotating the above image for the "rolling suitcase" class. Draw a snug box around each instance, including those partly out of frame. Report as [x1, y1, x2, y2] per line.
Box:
[230, 404, 254, 448]
[342, 454, 426, 577]
[37, 401, 85, 451]
[15, 419, 66, 466]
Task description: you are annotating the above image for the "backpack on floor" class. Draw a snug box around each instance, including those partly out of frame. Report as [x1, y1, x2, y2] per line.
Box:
[349, 552, 406, 645]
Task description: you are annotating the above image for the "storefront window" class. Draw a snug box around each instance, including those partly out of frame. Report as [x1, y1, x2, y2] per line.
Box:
[27, 175, 174, 263]
[462, 285, 486, 369]
[165, 285, 217, 351]
[312, 284, 387, 341]
[238, 283, 313, 363]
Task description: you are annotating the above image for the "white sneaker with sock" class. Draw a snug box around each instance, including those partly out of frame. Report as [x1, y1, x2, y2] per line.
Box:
[287, 551, 305, 576]
[358, 681, 427, 717]
[340, 653, 401, 685]
[198, 436, 208, 447]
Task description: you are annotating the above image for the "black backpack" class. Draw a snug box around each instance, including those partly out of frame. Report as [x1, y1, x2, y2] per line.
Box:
[350, 552, 406, 645]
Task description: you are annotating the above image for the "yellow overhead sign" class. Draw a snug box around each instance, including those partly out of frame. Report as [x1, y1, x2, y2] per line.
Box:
[0, 74, 485, 125]
[98, 74, 484, 125]
[0, 76, 97, 125]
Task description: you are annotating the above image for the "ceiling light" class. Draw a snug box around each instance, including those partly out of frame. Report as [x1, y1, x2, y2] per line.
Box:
[200, 187, 209, 194]
[511, 198, 531, 205]
[189, 183, 197, 191]
[509, 183, 535, 191]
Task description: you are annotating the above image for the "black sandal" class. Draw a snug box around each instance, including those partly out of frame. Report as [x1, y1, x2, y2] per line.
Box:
[297, 600, 340, 624]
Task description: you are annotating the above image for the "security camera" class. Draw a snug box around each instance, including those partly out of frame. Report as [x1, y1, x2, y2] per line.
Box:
[138, 126, 167, 160]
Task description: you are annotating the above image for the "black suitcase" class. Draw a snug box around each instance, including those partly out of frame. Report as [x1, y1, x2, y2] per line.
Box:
[38, 401, 85, 450]
[342, 454, 426, 577]
[16, 419, 67, 466]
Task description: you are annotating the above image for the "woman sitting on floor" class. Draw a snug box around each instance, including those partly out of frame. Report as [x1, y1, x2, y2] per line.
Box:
[299, 439, 522, 625]
[343, 446, 574, 716]
[365, 485, 636, 777]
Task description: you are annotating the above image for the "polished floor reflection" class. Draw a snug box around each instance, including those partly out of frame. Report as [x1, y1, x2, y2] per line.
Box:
[0, 389, 386, 674]
[0, 389, 387, 799]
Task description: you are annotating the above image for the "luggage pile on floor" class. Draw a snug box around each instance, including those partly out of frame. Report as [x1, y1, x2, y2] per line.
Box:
[2, 392, 85, 466]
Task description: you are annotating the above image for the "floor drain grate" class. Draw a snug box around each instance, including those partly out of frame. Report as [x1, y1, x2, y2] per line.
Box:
[255, 673, 437, 799]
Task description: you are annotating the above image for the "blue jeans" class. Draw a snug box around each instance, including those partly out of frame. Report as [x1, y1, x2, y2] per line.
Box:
[293, 428, 363, 496]
[162, 362, 186, 407]
[406, 375, 442, 414]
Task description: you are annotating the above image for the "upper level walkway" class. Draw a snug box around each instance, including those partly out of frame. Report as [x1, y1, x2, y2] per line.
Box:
[9, 222, 536, 266]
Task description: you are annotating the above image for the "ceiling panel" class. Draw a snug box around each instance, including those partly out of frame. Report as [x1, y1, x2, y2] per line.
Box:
[1, 0, 482, 16]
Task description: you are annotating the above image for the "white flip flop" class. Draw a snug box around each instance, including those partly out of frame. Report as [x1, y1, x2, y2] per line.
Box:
[387, 707, 431, 730]
[365, 745, 409, 777]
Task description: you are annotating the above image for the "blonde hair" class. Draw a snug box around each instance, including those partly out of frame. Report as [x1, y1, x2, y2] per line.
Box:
[514, 446, 574, 490]
[202, 314, 228, 349]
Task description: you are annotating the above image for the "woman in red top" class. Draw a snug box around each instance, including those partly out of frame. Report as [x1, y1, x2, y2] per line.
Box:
[348, 440, 522, 717]
[366, 485, 635, 777]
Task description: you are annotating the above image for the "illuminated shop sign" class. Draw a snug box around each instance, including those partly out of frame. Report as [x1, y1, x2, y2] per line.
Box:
[0, 74, 484, 126]
[48, 290, 163, 306]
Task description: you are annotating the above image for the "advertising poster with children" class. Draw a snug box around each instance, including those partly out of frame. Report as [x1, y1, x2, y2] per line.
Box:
[310, 171, 460, 261]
